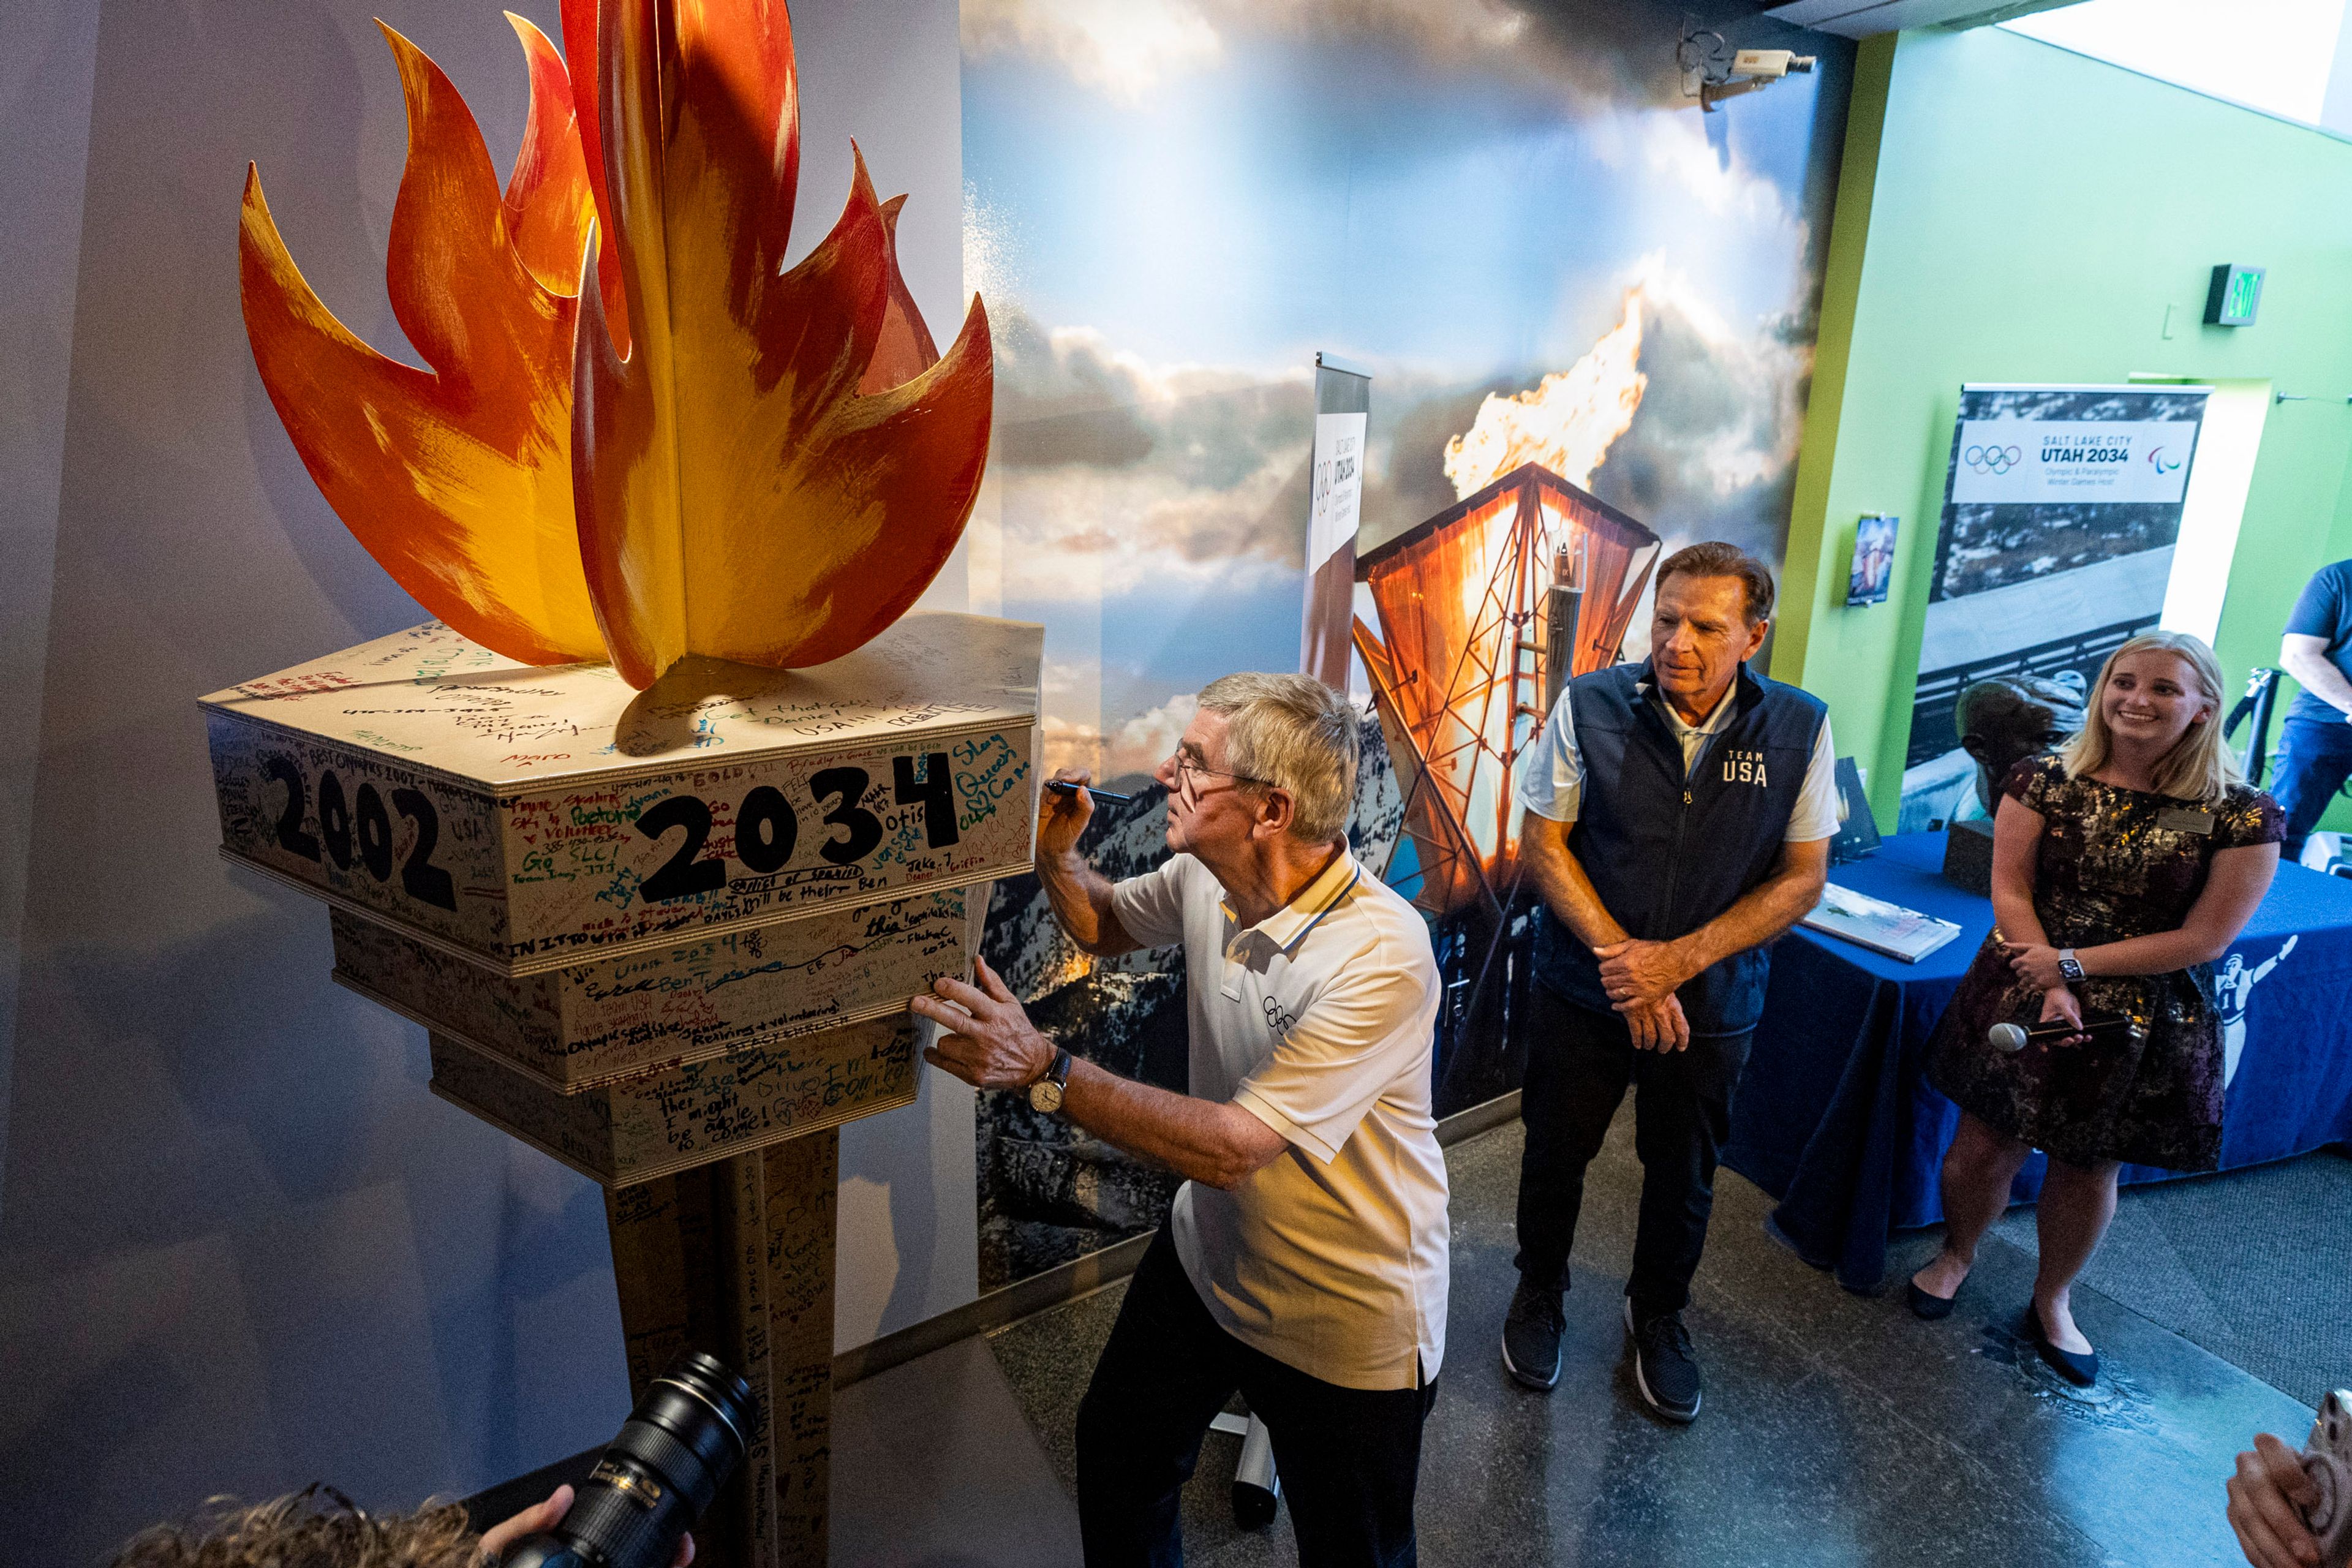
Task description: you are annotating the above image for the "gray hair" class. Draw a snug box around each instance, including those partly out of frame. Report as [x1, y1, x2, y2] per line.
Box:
[1196, 673, 1359, 843]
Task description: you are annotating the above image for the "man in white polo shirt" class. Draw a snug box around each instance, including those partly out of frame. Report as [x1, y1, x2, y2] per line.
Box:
[913, 672, 1446, 1567]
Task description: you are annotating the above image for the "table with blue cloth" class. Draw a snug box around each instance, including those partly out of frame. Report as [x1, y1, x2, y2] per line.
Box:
[1724, 830, 2352, 1292]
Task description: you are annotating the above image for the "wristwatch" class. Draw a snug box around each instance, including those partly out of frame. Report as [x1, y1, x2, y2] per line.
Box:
[2057, 949, 2085, 984]
[1028, 1047, 1074, 1115]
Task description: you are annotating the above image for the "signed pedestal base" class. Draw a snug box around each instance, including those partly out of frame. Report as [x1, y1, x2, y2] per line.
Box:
[202, 616, 1045, 1568]
[427, 1019, 914, 1186]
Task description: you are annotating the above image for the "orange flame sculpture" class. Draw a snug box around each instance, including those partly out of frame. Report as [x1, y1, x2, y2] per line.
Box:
[238, 0, 992, 688]
[1348, 292, 1660, 921]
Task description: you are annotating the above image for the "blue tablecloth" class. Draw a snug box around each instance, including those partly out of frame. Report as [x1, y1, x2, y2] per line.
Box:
[1724, 831, 2352, 1292]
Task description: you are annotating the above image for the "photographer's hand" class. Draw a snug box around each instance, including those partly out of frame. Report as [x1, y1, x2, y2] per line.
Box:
[2226, 1433, 2321, 1568]
[475, 1486, 695, 1567]
[475, 1487, 571, 1566]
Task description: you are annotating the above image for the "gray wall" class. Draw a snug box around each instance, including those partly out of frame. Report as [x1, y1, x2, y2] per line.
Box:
[0, 0, 102, 1251]
[0, 2, 970, 1561]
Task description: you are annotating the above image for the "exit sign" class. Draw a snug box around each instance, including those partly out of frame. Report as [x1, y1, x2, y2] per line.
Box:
[2204, 263, 2264, 327]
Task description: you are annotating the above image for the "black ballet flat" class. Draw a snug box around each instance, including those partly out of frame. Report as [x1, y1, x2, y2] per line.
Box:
[2021, 1305, 2099, 1387]
[1907, 1280, 1959, 1321]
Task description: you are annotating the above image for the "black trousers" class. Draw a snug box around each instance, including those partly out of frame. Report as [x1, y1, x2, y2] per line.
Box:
[1512, 984, 1753, 1318]
[1075, 1228, 1438, 1568]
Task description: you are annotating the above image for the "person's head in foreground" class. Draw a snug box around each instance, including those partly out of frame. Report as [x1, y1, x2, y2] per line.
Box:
[1646, 541, 1775, 718]
[110, 1488, 478, 1568]
[110, 1483, 691, 1568]
[2061, 630, 2237, 804]
[1155, 671, 1359, 861]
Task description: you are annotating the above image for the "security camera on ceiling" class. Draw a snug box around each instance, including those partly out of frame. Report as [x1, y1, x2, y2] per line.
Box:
[1678, 27, 1817, 111]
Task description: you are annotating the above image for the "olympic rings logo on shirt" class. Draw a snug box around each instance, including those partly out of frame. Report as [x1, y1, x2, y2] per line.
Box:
[1963, 444, 2022, 475]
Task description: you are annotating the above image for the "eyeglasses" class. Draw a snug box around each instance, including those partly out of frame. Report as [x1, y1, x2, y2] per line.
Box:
[1171, 751, 1275, 794]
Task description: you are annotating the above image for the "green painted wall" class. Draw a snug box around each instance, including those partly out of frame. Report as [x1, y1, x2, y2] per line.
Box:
[1774, 26, 2352, 831]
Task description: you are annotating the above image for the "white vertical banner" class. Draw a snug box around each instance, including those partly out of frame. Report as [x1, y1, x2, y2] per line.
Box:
[1307, 412, 1368, 571]
[1302, 410, 1367, 688]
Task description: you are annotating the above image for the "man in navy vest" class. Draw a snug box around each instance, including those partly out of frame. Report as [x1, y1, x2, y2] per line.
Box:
[1501, 541, 1836, 1423]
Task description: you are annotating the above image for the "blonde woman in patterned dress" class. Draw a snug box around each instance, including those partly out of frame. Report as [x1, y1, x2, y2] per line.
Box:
[1905, 632, 2282, 1385]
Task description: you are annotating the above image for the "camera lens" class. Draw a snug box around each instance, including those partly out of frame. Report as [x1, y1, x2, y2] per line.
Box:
[500, 1351, 756, 1568]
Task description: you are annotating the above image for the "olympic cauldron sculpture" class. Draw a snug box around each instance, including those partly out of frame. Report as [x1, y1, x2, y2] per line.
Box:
[207, 6, 1038, 1562]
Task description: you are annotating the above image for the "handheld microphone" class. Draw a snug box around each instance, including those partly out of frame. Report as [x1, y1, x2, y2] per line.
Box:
[1988, 1014, 2144, 1053]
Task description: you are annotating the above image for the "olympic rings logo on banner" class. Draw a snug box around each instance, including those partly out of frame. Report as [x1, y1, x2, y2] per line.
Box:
[1964, 444, 2022, 475]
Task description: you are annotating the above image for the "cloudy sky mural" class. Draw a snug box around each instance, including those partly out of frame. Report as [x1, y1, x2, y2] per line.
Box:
[960, 0, 1851, 780]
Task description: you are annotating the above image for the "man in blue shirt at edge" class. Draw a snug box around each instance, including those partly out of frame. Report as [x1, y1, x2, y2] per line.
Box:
[2271, 558, 2352, 862]
[1503, 541, 1839, 1423]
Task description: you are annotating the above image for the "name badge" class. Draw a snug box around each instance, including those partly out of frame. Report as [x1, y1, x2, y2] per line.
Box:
[2157, 807, 2215, 835]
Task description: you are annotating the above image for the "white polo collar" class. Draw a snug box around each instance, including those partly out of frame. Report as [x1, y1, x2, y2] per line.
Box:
[1635, 679, 1736, 739]
[1219, 848, 1363, 953]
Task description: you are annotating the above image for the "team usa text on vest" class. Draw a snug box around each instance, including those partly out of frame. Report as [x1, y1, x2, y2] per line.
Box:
[1721, 747, 1770, 786]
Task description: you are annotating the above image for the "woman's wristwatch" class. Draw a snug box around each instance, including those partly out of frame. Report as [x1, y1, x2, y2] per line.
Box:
[1028, 1047, 1074, 1115]
[2057, 948, 2085, 985]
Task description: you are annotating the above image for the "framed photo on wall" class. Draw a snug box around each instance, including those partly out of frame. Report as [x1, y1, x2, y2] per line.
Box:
[1847, 513, 1898, 606]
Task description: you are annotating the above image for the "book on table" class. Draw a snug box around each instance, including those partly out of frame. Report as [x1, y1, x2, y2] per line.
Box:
[1800, 881, 1963, 963]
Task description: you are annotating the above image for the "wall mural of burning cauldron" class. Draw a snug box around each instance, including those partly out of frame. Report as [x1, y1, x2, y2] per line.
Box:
[963, 3, 1852, 1289]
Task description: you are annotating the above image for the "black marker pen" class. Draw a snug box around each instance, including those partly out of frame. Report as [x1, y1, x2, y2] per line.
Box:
[1047, 780, 1133, 805]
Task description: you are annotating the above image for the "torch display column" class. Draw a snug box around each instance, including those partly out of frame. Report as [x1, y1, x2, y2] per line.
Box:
[203, 612, 1042, 1567]
[605, 1136, 840, 1565]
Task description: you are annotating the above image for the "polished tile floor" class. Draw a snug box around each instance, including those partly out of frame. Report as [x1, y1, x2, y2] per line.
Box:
[833, 1107, 2322, 1567]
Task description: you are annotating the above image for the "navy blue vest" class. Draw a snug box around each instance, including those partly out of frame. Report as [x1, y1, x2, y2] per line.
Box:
[1532, 660, 1826, 1036]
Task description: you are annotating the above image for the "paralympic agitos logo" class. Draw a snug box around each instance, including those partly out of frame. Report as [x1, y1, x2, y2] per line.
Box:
[1964, 443, 2022, 475]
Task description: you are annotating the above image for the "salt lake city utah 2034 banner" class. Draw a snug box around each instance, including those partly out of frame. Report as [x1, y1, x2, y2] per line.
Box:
[1899, 384, 2211, 834]
[959, 0, 1855, 1286]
